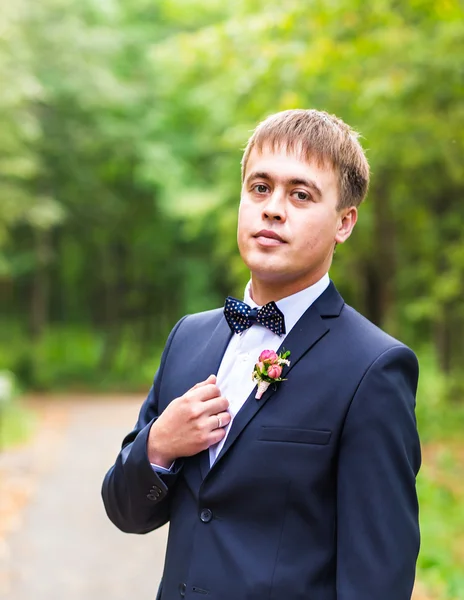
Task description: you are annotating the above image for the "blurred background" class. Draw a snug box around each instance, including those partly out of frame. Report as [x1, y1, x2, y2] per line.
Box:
[1, 0, 463, 598]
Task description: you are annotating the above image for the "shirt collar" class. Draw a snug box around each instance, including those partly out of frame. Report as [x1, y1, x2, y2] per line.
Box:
[243, 273, 330, 335]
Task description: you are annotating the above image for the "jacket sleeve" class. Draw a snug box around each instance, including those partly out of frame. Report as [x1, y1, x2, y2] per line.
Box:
[101, 317, 187, 534]
[336, 345, 421, 600]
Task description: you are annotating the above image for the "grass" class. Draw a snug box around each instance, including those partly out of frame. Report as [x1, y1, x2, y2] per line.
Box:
[417, 445, 464, 600]
[414, 349, 464, 600]
[0, 398, 36, 449]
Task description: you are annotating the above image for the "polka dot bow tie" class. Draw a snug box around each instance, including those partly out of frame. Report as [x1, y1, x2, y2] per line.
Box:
[224, 297, 286, 336]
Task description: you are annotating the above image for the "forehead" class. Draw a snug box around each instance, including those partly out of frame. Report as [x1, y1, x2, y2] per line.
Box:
[244, 145, 337, 191]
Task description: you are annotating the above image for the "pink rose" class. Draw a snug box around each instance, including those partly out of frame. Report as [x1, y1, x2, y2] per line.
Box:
[259, 349, 278, 363]
[267, 364, 282, 379]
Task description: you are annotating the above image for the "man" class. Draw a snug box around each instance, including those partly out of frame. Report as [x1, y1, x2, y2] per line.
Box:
[102, 109, 421, 600]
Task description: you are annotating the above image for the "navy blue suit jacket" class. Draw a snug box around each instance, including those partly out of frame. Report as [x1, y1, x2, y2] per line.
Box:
[102, 282, 421, 600]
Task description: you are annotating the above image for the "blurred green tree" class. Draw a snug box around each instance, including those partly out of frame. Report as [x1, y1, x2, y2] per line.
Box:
[0, 0, 462, 393]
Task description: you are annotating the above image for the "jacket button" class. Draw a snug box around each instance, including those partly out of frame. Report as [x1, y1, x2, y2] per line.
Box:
[147, 493, 157, 501]
[179, 582, 186, 597]
[199, 508, 213, 523]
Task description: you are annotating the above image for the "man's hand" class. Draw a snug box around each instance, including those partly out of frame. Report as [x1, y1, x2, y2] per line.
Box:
[147, 375, 230, 467]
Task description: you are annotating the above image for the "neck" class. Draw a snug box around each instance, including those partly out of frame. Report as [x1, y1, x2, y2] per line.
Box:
[249, 272, 327, 306]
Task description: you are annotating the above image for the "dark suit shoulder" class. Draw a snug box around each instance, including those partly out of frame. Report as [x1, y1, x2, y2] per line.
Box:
[175, 307, 223, 335]
[184, 307, 223, 325]
[164, 308, 226, 354]
[336, 303, 416, 366]
[315, 281, 415, 365]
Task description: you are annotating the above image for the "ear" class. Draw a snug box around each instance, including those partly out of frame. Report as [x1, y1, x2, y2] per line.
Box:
[335, 206, 357, 244]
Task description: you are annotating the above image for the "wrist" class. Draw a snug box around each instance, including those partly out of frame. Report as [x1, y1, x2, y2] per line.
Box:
[147, 422, 176, 468]
[148, 449, 176, 469]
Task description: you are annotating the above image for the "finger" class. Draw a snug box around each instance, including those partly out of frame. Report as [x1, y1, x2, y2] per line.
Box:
[210, 411, 232, 430]
[208, 427, 227, 447]
[190, 374, 217, 391]
[203, 396, 229, 415]
[190, 375, 216, 391]
[194, 383, 223, 402]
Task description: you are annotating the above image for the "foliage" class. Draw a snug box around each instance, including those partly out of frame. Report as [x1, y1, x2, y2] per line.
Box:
[417, 447, 464, 600]
[0, 322, 160, 391]
[415, 349, 464, 443]
[0, 370, 34, 448]
[1, 0, 463, 390]
[414, 351, 464, 598]
[1, 6, 462, 595]
[0, 399, 35, 448]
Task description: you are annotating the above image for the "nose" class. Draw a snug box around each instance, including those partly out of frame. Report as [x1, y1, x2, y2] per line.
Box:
[262, 190, 286, 222]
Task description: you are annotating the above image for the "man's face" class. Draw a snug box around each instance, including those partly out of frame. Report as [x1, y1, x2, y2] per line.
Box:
[237, 146, 356, 296]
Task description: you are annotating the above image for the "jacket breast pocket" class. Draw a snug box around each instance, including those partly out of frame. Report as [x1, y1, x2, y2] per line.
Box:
[258, 426, 331, 445]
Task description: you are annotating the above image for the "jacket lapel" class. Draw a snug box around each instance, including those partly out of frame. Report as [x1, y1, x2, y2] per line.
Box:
[189, 313, 232, 479]
[191, 312, 233, 382]
[206, 282, 344, 476]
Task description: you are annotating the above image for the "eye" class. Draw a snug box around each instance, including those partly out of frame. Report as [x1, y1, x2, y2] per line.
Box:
[252, 184, 269, 194]
[292, 190, 311, 202]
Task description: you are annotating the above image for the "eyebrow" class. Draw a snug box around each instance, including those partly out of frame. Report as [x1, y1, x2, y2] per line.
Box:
[246, 171, 323, 198]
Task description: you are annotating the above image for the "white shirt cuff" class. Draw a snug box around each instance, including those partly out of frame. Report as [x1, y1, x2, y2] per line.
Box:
[151, 462, 174, 474]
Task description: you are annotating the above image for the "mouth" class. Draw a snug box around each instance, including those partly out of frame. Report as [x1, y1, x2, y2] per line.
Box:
[253, 229, 286, 247]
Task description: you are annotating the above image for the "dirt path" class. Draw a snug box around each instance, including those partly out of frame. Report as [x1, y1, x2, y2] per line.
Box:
[0, 395, 434, 600]
[0, 395, 167, 600]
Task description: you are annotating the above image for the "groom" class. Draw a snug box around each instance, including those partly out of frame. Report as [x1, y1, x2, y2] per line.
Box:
[102, 109, 421, 600]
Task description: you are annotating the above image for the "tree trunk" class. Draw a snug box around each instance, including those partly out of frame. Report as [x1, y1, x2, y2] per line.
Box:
[362, 182, 397, 331]
[98, 242, 123, 371]
[29, 229, 50, 342]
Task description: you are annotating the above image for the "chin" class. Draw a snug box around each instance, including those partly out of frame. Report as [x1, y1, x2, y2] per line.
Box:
[248, 263, 291, 283]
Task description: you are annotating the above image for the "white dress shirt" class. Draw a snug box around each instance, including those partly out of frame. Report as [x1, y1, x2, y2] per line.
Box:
[208, 273, 330, 466]
[152, 273, 330, 472]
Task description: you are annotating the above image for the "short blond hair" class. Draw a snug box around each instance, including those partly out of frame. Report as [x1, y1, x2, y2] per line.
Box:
[241, 109, 370, 210]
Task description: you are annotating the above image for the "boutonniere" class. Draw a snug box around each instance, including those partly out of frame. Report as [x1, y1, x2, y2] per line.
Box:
[252, 349, 291, 400]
